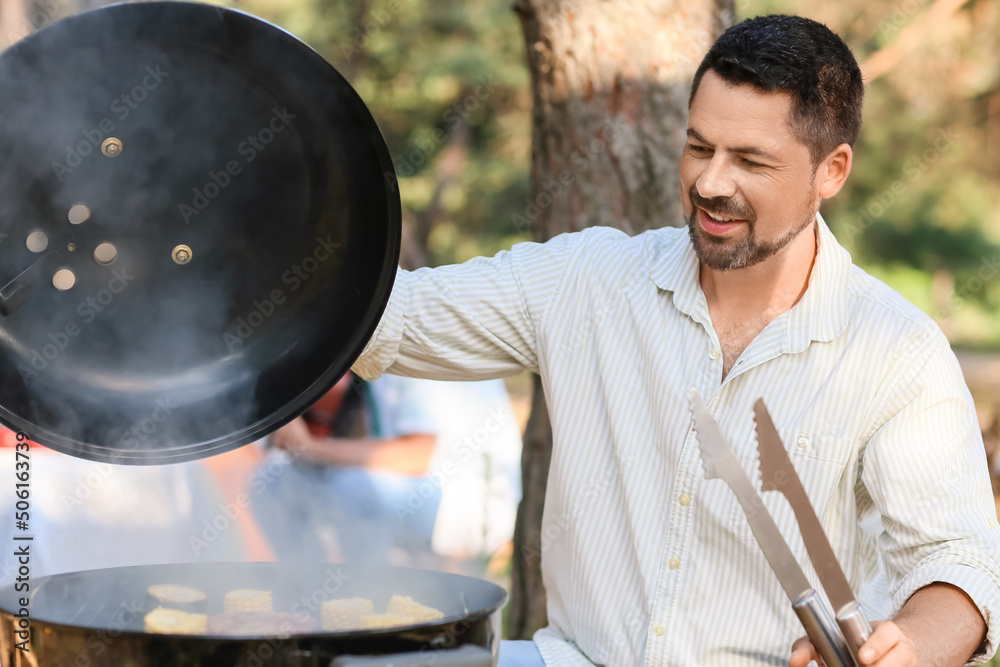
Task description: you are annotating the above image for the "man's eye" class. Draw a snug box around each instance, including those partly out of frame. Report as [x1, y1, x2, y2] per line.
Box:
[742, 158, 764, 168]
[688, 144, 709, 153]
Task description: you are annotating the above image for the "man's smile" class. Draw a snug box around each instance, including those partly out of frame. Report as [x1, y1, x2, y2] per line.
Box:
[697, 206, 747, 236]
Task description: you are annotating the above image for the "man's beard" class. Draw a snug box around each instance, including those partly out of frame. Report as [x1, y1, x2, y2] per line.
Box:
[686, 186, 816, 271]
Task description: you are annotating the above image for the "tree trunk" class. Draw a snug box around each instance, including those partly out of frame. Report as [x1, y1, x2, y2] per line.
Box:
[507, 0, 734, 640]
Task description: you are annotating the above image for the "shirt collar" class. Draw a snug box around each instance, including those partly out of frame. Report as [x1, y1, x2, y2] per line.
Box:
[647, 226, 704, 321]
[789, 213, 852, 348]
[648, 213, 852, 349]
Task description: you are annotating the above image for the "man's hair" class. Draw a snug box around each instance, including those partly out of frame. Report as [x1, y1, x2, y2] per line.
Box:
[689, 15, 864, 167]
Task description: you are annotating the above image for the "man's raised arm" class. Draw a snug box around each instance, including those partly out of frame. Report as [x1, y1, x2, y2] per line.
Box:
[351, 230, 587, 383]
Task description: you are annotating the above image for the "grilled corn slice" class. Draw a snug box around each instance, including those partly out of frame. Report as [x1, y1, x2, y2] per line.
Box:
[223, 589, 273, 614]
[320, 597, 374, 632]
[146, 584, 207, 613]
[358, 613, 409, 629]
[144, 607, 207, 634]
[147, 584, 207, 604]
[386, 595, 444, 623]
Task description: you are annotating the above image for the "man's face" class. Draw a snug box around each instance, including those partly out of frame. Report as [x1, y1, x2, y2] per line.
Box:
[680, 70, 823, 271]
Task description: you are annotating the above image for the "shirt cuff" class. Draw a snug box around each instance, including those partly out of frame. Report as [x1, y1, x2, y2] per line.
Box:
[351, 267, 407, 381]
[891, 555, 1000, 664]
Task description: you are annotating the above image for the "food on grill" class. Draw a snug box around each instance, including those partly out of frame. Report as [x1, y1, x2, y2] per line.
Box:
[320, 597, 374, 631]
[144, 607, 208, 634]
[358, 613, 409, 629]
[145, 586, 443, 636]
[207, 612, 318, 636]
[319, 596, 445, 631]
[387, 595, 445, 623]
[224, 589, 273, 614]
[147, 584, 208, 613]
[147, 584, 207, 604]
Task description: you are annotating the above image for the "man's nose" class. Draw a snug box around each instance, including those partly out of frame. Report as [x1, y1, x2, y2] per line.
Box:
[696, 155, 737, 200]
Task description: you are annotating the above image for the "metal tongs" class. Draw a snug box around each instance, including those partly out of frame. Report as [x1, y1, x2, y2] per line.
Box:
[688, 389, 872, 667]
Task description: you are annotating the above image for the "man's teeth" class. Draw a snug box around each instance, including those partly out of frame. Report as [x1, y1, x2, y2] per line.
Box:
[705, 210, 735, 223]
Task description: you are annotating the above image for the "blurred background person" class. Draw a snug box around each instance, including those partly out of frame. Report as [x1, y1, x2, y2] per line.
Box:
[251, 371, 522, 574]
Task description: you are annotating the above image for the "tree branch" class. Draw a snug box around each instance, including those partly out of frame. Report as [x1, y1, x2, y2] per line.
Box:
[861, 0, 972, 83]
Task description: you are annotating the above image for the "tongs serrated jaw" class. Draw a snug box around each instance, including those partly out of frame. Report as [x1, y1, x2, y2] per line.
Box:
[752, 398, 872, 661]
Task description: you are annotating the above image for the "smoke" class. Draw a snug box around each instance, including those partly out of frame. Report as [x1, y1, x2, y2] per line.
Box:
[0, 1, 384, 464]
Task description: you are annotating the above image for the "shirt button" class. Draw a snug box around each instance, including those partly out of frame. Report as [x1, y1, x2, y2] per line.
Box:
[708, 348, 720, 360]
[668, 558, 680, 569]
[678, 493, 691, 506]
[653, 625, 666, 636]
[796, 435, 810, 449]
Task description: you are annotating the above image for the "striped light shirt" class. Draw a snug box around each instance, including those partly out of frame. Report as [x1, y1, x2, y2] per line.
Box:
[352, 215, 1000, 666]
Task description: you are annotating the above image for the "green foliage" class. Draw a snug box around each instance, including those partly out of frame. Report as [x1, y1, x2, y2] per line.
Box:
[223, 0, 1000, 346]
[229, 0, 533, 266]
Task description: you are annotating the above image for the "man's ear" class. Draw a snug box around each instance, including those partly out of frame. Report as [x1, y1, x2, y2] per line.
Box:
[816, 144, 853, 199]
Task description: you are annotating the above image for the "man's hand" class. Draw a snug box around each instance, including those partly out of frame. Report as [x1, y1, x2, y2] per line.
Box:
[273, 417, 364, 466]
[273, 417, 315, 453]
[789, 620, 916, 666]
[788, 582, 986, 667]
[273, 417, 436, 473]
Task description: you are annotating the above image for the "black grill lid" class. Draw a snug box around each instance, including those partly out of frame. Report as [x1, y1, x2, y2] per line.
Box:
[0, 1, 400, 463]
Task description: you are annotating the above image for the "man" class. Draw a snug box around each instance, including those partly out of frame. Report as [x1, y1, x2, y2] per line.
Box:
[352, 15, 1000, 666]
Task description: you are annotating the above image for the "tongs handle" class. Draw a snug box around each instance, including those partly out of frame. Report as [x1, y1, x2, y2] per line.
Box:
[793, 589, 859, 667]
[837, 600, 873, 660]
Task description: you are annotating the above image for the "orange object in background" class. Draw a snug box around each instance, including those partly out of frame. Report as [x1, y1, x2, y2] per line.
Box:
[0, 426, 44, 449]
[202, 445, 278, 562]
[0, 428, 19, 448]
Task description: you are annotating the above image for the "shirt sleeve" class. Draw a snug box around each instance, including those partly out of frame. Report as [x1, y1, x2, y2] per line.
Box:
[860, 327, 1000, 663]
[352, 232, 584, 382]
